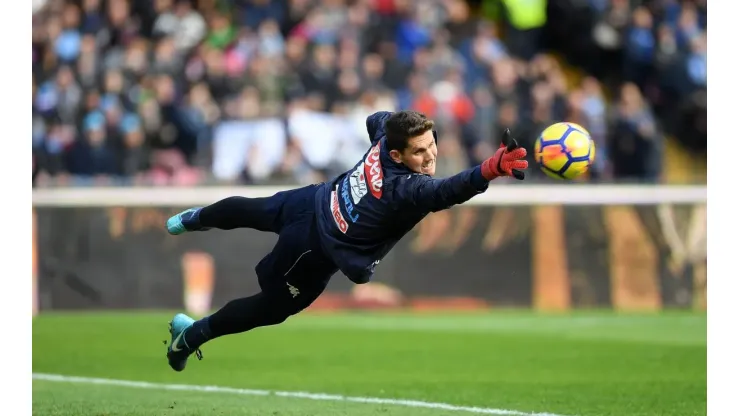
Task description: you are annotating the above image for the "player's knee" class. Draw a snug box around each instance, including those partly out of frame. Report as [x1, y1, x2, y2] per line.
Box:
[264, 311, 290, 326]
[278, 302, 307, 321]
[261, 295, 302, 324]
[264, 306, 302, 326]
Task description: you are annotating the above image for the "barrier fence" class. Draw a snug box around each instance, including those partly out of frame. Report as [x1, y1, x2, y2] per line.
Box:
[32, 185, 707, 314]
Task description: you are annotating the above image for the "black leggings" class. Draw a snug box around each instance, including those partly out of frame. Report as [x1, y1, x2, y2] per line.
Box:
[185, 187, 332, 347]
[199, 196, 281, 232]
[207, 292, 294, 337]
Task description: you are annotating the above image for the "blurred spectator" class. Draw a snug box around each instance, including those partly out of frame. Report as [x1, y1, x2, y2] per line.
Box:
[609, 82, 663, 182]
[623, 6, 655, 87]
[552, 0, 706, 164]
[31, 0, 705, 188]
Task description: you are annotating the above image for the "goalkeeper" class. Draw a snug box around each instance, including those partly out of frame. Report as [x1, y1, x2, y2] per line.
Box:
[163, 110, 528, 372]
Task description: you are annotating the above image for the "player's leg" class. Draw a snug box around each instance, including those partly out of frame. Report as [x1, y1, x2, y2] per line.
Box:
[188, 264, 332, 342]
[165, 248, 335, 371]
[165, 184, 320, 235]
[166, 286, 328, 372]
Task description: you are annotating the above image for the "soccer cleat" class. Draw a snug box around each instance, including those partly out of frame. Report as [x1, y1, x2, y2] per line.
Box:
[166, 313, 203, 372]
[166, 208, 210, 235]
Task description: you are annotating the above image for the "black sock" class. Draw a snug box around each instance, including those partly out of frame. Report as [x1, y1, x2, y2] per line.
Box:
[183, 318, 213, 350]
[198, 196, 277, 232]
[206, 292, 290, 339]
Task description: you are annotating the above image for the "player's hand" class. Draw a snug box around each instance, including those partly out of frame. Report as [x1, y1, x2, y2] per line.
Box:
[480, 129, 528, 181]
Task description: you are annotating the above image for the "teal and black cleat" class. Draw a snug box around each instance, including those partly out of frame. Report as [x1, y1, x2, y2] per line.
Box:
[166, 208, 209, 235]
[166, 313, 203, 372]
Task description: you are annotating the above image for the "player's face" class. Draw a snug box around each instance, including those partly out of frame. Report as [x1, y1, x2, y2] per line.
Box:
[399, 130, 437, 176]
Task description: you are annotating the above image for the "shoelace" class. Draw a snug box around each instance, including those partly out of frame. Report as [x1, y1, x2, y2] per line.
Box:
[184, 327, 204, 360]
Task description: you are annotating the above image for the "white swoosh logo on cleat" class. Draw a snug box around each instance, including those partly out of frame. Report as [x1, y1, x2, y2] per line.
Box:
[170, 330, 185, 352]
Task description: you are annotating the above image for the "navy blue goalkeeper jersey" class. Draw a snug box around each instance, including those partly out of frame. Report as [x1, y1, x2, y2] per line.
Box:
[314, 111, 491, 284]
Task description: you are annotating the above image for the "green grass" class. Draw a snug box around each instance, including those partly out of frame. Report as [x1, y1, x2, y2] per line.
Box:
[32, 311, 707, 416]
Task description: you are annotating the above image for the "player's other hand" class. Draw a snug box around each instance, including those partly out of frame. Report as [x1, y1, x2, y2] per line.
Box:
[480, 129, 528, 181]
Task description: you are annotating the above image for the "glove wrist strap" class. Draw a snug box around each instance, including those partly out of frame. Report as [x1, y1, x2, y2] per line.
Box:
[480, 159, 499, 181]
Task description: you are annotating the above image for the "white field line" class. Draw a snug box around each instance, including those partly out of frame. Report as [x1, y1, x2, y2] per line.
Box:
[33, 373, 571, 416]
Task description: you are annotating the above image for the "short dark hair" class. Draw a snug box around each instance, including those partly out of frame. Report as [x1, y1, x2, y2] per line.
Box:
[384, 110, 435, 152]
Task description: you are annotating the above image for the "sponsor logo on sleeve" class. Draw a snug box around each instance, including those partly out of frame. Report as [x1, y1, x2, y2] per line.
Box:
[363, 143, 383, 199]
[330, 188, 348, 234]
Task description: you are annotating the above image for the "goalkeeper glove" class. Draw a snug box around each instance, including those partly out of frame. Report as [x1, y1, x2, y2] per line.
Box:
[480, 129, 528, 181]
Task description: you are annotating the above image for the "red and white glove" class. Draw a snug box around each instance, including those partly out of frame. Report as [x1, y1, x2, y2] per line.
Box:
[480, 129, 528, 181]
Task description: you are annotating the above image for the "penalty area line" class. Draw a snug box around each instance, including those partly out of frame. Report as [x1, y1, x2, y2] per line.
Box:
[32, 373, 571, 416]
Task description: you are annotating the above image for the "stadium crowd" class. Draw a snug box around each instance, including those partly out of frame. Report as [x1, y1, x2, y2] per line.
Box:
[31, 0, 707, 187]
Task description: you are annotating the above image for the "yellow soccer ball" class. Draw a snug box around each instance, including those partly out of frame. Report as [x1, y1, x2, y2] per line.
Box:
[533, 122, 596, 180]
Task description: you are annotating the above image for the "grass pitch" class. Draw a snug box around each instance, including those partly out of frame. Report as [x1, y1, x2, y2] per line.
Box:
[32, 311, 706, 416]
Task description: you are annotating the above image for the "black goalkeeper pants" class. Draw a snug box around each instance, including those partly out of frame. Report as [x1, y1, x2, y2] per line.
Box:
[197, 184, 339, 337]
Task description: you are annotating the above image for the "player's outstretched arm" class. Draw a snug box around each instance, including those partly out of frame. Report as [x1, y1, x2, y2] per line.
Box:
[366, 111, 393, 145]
[398, 129, 528, 213]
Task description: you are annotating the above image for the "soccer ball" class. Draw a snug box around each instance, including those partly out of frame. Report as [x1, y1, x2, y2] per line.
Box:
[533, 122, 596, 180]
